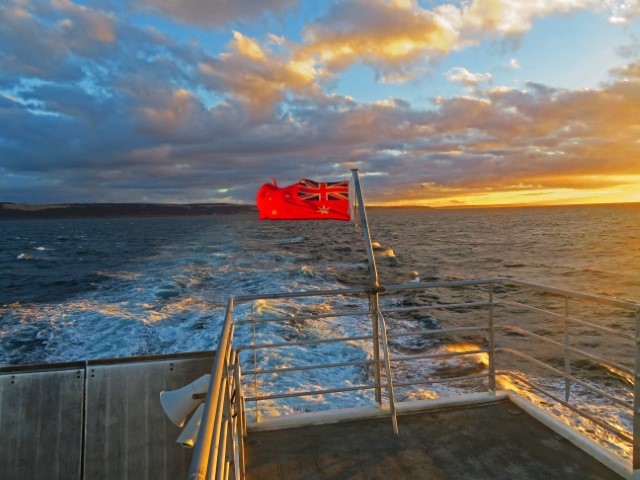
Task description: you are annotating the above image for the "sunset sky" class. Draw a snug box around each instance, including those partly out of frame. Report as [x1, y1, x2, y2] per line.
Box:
[1, 0, 639, 206]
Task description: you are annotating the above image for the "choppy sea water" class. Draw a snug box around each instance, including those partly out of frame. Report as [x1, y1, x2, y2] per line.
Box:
[1, 204, 639, 456]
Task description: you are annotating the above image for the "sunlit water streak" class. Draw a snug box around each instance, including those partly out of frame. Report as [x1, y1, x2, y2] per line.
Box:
[1, 204, 639, 457]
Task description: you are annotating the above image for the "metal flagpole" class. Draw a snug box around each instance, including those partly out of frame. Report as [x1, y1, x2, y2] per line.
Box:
[350, 169, 382, 405]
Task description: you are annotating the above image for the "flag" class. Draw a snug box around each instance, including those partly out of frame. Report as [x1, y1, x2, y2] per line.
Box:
[257, 178, 351, 221]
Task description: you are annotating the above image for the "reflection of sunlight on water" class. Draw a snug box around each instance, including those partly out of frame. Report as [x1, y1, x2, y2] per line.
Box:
[603, 364, 634, 387]
[88, 302, 137, 319]
[442, 342, 489, 365]
[403, 388, 439, 401]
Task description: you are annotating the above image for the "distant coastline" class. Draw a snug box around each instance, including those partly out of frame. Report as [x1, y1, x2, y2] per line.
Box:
[1, 200, 636, 220]
[0, 202, 257, 220]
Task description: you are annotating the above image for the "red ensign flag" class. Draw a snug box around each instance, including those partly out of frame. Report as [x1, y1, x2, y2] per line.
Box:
[257, 179, 351, 221]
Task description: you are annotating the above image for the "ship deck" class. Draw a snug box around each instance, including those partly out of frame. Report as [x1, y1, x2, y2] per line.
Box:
[245, 400, 623, 480]
[0, 355, 627, 480]
[0, 352, 214, 480]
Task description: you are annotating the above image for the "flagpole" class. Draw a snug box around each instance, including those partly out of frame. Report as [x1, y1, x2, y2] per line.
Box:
[350, 169, 382, 405]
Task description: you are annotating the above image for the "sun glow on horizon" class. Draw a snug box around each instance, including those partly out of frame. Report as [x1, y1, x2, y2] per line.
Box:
[379, 176, 640, 208]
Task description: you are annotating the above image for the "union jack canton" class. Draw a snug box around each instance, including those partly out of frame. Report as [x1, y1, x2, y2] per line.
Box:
[297, 179, 349, 202]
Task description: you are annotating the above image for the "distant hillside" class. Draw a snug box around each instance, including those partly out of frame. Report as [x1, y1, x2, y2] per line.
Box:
[367, 205, 433, 210]
[0, 203, 257, 220]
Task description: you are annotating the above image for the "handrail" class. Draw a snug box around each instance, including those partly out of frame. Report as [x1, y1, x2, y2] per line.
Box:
[234, 278, 639, 311]
[381, 300, 491, 314]
[501, 325, 634, 376]
[504, 300, 635, 340]
[235, 334, 375, 351]
[234, 286, 368, 302]
[351, 169, 383, 404]
[497, 347, 633, 409]
[350, 169, 379, 288]
[189, 298, 235, 480]
[233, 308, 371, 325]
[186, 279, 640, 480]
[502, 278, 639, 310]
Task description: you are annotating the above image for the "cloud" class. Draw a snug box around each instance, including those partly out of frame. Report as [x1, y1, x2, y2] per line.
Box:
[445, 67, 492, 85]
[269, 0, 635, 86]
[135, 0, 298, 28]
[197, 31, 324, 118]
[616, 35, 640, 58]
[460, 0, 597, 36]
[507, 58, 521, 69]
[0, 0, 117, 79]
[298, 0, 460, 81]
[608, 0, 640, 23]
[4, 51, 640, 203]
[1, 0, 639, 205]
[611, 60, 640, 80]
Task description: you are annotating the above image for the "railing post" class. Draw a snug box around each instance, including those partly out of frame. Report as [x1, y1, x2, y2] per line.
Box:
[224, 365, 237, 480]
[488, 284, 496, 393]
[633, 309, 640, 478]
[563, 296, 572, 403]
[211, 375, 230, 480]
[251, 301, 259, 423]
[232, 358, 246, 479]
[351, 169, 382, 404]
[371, 299, 382, 404]
[377, 310, 398, 434]
[219, 373, 233, 480]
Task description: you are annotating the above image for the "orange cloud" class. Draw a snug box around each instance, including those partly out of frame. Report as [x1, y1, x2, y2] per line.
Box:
[308, 61, 640, 205]
[191, 0, 638, 119]
[298, 0, 459, 81]
[288, 0, 630, 83]
[198, 31, 324, 118]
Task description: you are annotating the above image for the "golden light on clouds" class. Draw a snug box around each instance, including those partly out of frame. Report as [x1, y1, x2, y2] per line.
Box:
[226, 31, 267, 62]
[297, 0, 460, 79]
[2, 0, 639, 204]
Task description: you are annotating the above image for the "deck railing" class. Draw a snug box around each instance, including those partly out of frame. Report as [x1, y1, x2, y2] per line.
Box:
[189, 299, 245, 480]
[188, 279, 640, 480]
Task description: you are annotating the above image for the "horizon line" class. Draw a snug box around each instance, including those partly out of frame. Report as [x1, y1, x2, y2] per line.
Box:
[2, 200, 639, 210]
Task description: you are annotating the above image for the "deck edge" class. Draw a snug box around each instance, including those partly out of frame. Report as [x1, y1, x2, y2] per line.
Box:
[246, 391, 510, 432]
[507, 392, 632, 480]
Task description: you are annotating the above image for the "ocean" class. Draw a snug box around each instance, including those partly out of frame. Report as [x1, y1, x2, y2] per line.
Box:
[1, 204, 639, 455]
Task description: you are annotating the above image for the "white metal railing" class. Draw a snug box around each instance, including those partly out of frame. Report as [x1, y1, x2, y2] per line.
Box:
[189, 299, 245, 480]
[188, 279, 640, 480]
